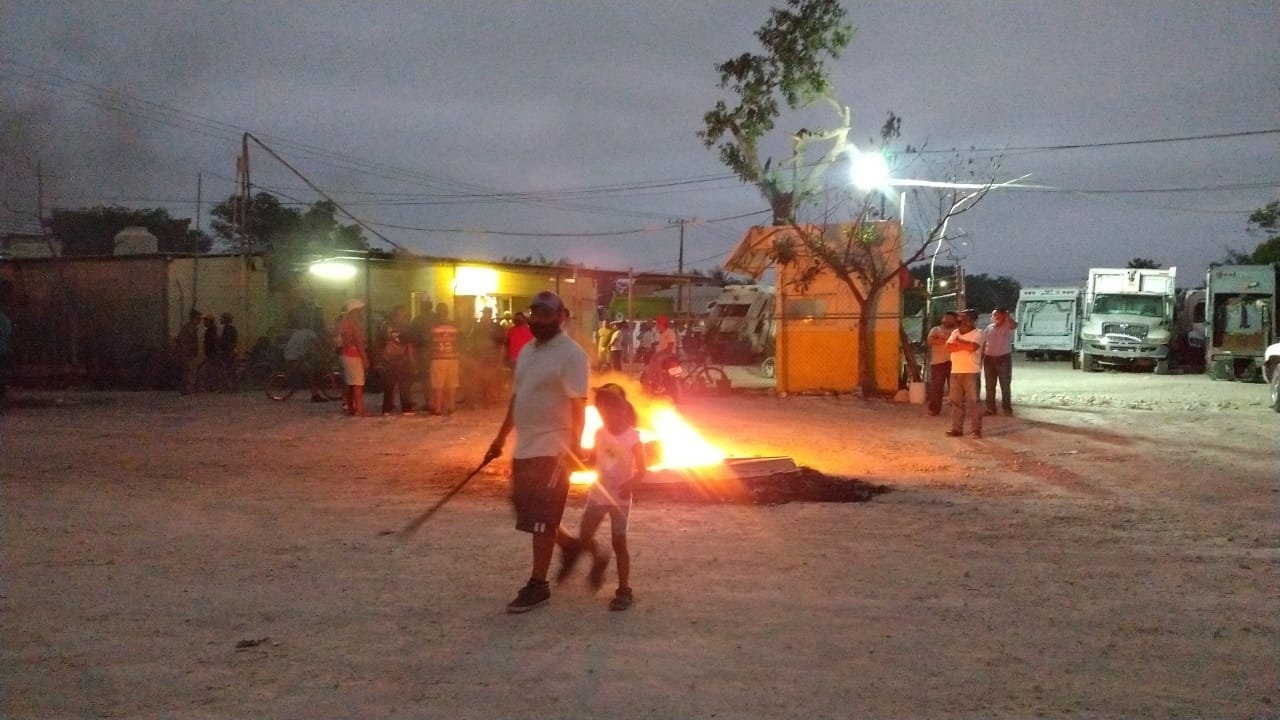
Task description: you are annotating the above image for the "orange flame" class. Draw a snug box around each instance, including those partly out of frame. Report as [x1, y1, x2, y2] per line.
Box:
[570, 404, 727, 485]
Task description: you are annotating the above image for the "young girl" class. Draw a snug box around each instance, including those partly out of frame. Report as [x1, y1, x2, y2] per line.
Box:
[579, 383, 646, 611]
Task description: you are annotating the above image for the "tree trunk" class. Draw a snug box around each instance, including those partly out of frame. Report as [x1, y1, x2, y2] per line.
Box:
[857, 284, 886, 398]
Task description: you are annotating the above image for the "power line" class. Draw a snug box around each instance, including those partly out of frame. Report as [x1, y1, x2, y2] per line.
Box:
[952, 129, 1280, 156]
[362, 209, 770, 239]
[4, 55, 1276, 207]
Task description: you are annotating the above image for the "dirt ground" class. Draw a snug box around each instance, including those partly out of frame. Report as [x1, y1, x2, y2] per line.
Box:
[2, 362, 1277, 719]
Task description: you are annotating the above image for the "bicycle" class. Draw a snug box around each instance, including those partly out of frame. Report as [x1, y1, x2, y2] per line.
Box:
[680, 354, 731, 396]
[639, 352, 730, 400]
[196, 354, 271, 393]
[264, 361, 344, 401]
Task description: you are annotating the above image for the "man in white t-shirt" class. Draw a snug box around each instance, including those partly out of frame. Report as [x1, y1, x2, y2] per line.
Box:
[487, 291, 590, 613]
[981, 307, 1018, 416]
[945, 308, 984, 438]
[283, 326, 329, 402]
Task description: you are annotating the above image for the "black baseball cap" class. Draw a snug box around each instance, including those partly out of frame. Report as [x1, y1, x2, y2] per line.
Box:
[530, 291, 564, 313]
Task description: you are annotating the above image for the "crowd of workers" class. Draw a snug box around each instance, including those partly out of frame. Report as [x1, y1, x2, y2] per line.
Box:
[925, 307, 1019, 439]
[592, 316, 688, 371]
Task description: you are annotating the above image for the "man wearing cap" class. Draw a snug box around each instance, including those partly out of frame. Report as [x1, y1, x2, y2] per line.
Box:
[486, 290, 590, 613]
[981, 307, 1018, 416]
[338, 299, 369, 416]
[945, 309, 984, 438]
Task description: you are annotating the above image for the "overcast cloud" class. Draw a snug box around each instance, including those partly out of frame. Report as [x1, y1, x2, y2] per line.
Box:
[2, 0, 1276, 286]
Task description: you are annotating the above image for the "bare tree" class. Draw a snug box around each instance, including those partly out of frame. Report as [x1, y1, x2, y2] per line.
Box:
[700, 0, 1009, 396]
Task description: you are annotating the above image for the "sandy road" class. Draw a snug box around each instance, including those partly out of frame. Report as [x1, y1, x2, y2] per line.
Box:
[1, 363, 1276, 719]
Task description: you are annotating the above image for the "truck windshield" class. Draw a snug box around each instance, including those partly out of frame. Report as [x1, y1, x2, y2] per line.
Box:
[710, 304, 750, 318]
[1092, 294, 1164, 317]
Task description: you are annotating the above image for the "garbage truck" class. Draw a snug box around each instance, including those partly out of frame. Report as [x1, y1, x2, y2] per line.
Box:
[699, 284, 775, 364]
[1204, 264, 1277, 382]
[1078, 267, 1178, 373]
[1013, 286, 1081, 360]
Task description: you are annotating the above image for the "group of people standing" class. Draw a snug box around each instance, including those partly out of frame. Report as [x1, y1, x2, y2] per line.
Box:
[174, 309, 238, 395]
[594, 317, 680, 372]
[329, 299, 539, 418]
[593, 313, 686, 371]
[926, 307, 1019, 439]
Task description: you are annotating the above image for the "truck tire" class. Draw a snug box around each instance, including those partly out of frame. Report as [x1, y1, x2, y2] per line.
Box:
[761, 356, 775, 379]
[1080, 351, 1099, 372]
[1154, 358, 1170, 375]
[1070, 351, 1081, 370]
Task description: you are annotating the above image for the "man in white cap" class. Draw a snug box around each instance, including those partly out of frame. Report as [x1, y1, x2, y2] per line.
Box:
[486, 290, 590, 613]
[337, 299, 369, 416]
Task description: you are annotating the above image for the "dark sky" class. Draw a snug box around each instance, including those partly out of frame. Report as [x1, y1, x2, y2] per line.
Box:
[2, 1, 1276, 286]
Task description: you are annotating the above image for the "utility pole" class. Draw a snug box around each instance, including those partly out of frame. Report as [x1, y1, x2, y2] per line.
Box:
[35, 159, 44, 230]
[236, 134, 251, 250]
[195, 171, 202, 234]
[668, 217, 692, 274]
[669, 217, 694, 317]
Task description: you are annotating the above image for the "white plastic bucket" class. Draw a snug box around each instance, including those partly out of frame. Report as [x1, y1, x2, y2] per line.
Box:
[908, 381, 926, 405]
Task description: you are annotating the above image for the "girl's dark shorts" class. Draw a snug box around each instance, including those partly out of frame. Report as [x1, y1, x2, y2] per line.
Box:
[511, 456, 569, 536]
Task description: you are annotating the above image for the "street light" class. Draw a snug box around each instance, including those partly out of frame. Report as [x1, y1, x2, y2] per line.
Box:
[309, 259, 358, 281]
[846, 146, 1026, 321]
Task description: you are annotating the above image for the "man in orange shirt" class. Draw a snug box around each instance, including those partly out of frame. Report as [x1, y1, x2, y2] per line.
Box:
[429, 303, 460, 416]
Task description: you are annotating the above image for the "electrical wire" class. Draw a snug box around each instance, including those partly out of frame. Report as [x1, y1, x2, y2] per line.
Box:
[4, 55, 1276, 205]
[3, 54, 1276, 252]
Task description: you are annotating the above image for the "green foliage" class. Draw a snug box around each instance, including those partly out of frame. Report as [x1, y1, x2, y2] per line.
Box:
[962, 273, 1022, 313]
[209, 192, 368, 256]
[1220, 199, 1279, 265]
[904, 265, 1019, 317]
[1126, 257, 1162, 269]
[699, 0, 853, 223]
[1248, 238, 1280, 264]
[46, 205, 211, 255]
[1247, 199, 1278, 238]
[208, 192, 368, 290]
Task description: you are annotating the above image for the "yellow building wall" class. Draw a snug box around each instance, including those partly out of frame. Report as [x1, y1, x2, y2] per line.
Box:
[331, 260, 601, 353]
[165, 255, 603, 353]
[772, 223, 903, 395]
[169, 255, 273, 346]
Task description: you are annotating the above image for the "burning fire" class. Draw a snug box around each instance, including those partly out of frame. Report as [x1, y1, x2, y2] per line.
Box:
[570, 404, 727, 484]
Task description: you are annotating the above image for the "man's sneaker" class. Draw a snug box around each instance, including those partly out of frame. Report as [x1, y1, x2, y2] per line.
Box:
[588, 551, 612, 591]
[555, 539, 584, 584]
[1002, 408, 1014, 416]
[945, 430, 963, 437]
[608, 587, 634, 612]
[970, 430, 983, 439]
[506, 580, 550, 613]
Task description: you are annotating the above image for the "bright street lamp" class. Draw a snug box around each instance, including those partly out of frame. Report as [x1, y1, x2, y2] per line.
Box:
[850, 150, 890, 191]
[309, 259, 358, 281]
[845, 146, 1028, 319]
